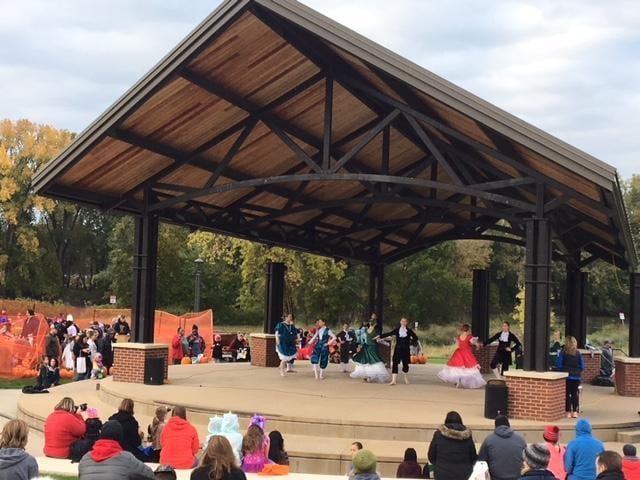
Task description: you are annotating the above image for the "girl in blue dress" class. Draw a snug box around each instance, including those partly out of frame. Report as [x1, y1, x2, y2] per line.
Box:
[275, 314, 299, 376]
[309, 319, 337, 380]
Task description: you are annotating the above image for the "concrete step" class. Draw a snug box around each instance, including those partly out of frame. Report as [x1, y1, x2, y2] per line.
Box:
[617, 430, 640, 443]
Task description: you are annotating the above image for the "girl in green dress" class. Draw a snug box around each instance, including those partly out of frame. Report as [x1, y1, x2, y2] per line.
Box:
[350, 323, 390, 383]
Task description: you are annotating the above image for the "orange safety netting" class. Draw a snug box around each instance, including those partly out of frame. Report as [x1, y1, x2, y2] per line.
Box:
[0, 314, 49, 378]
[154, 309, 215, 362]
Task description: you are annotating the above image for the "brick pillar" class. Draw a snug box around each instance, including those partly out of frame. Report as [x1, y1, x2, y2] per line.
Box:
[504, 370, 568, 421]
[579, 349, 601, 384]
[615, 357, 640, 396]
[112, 343, 168, 384]
[474, 344, 498, 374]
[250, 333, 280, 367]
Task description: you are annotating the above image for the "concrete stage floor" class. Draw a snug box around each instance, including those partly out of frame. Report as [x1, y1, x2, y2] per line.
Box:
[18, 362, 640, 475]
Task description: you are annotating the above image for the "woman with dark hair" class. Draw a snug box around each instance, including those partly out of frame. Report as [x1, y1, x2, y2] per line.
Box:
[267, 431, 289, 466]
[427, 411, 476, 480]
[73, 334, 92, 381]
[108, 398, 146, 460]
[396, 448, 423, 478]
[437, 324, 485, 389]
[191, 435, 246, 480]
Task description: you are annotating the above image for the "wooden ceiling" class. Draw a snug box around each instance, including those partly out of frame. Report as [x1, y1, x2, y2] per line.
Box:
[33, 0, 636, 269]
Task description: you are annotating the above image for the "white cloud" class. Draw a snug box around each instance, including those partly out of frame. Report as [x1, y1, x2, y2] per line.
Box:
[0, 0, 637, 177]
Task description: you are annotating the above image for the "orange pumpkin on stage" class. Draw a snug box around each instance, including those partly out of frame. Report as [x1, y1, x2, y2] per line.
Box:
[181, 357, 192, 365]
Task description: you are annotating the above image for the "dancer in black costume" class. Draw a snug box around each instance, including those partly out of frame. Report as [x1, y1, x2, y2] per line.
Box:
[379, 317, 419, 385]
[485, 321, 521, 378]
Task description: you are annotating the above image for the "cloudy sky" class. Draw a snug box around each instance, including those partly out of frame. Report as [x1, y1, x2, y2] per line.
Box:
[1, 0, 638, 177]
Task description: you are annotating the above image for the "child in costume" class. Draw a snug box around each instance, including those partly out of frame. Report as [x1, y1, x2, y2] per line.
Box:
[275, 314, 299, 376]
[309, 319, 337, 380]
[351, 323, 390, 383]
[437, 324, 486, 389]
[379, 317, 419, 385]
[91, 353, 107, 379]
[221, 412, 243, 464]
[241, 415, 272, 473]
[212, 335, 223, 363]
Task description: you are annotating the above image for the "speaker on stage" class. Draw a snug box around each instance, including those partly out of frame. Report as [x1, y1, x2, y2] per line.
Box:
[144, 357, 164, 385]
[484, 379, 508, 419]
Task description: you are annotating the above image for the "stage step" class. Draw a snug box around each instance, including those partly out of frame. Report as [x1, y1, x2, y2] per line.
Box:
[617, 430, 640, 443]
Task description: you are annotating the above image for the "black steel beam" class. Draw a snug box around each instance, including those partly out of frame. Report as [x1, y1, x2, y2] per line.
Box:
[630, 273, 640, 357]
[132, 212, 159, 343]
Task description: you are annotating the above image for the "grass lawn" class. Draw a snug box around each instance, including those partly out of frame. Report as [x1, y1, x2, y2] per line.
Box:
[48, 475, 77, 480]
[0, 377, 72, 389]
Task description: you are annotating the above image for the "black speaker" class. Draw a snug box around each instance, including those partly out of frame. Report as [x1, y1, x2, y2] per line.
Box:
[144, 357, 164, 385]
[484, 379, 508, 419]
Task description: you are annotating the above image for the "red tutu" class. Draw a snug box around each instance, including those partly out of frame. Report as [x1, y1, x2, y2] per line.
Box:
[446, 335, 479, 368]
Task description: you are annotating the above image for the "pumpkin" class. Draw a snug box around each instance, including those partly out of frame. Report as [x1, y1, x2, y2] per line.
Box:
[410, 355, 418, 364]
[417, 354, 427, 364]
[181, 357, 192, 365]
[61, 369, 74, 379]
[200, 356, 210, 364]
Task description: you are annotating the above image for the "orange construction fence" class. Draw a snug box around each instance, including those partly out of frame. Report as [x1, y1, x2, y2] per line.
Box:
[154, 309, 215, 362]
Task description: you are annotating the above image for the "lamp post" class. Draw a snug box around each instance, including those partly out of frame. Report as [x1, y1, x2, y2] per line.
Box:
[194, 258, 204, 312]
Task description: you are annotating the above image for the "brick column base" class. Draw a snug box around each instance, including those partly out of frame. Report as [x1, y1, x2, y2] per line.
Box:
[474, 344, 498, 374]
[615, 357, 640, 396]
[112, 343, 169, 384]
[580, 349, 601, 384]
[250, 334, 280, 367]
[504, 370, 568, 421]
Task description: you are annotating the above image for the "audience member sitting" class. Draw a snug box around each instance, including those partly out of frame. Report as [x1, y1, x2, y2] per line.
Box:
[43, 397, 86, 459]
[396, 448, 422, 478]
[159, 406, 200, 469]
[37, 356, 60, 390]
[78, 420, 154, 480]
[267, 431, 289, 466]
[478, 414, 526, 480]
[108, 398, 146, 461]
[352, 449, 380, 480]
[428, 411, 476, 480]
[191, 435, 247, 480]
[0, 419, 39, 479]
[229, 334, 250, 362]
[542, 426, 565, 480]
[241, 424, 271, 473]
[518, 443, 558, 479]
[70, 408, 103, 463]
[623, 444, 640, 480]
[596, 451, 625, 480]
[348, 441, 363, 480]
[148, 406, 169, 463]
[565, 418, 604, 480]
[154, 464, 177, 480]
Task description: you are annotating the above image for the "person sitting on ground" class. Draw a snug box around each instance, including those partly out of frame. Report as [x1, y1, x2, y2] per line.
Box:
[36, 356, 50, 389]
[519, 443, 558, 479]
[43, 397, 86, 459]
[427, 411, 476, 480]
[396, 447, 422, 479]
[191, 435, 247, 480]
[267, 431, 289, 466]
[622, 444, 640, 480]
[78, 420, 154, 480]
[542, 425, 565, 480]
[478, 414, 527, 480]
[0, 419, 39, 480]
[108, 398, 147, 461]
[595, 451, 625, 480]
[148, 406, 169, 463]
[159, 406, 200, 469]
[352, 449, 380, 480]
[564, 418, 605, 480]
[43, 357, 61, 388]
[154, 464, 177, 480]
[241, 424, 271, 473]
[112, 315, 131, 339]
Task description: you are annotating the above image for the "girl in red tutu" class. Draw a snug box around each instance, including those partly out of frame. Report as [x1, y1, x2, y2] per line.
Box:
[437, 324, 486, 389]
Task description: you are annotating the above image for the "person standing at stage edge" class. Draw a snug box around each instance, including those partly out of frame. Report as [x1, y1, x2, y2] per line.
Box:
[378, 317, 418, 385]
[275, 314, 299, 377]
[485, 321, 521, 378]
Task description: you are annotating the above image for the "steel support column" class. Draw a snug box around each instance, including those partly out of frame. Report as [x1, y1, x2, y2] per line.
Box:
[565, 265, 588, 348]
[264, 262, 286, 334]
[368, 264, 385, 331]
[630, 273, 640, 357]
[523, 217, 552, 371]
[472, 269, 490, 343]
[132, 214, 159, 343]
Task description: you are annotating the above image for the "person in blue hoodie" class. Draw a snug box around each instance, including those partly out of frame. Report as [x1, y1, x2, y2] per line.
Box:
[564, 418, 605, 480]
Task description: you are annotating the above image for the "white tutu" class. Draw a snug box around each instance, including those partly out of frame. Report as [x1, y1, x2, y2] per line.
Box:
[350, 362, 391, 383]
[437, 366, 486, 389]
[277, 350, 297, 362]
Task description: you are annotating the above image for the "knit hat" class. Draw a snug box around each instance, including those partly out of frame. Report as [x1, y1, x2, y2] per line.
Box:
[86, 407, 100, 419]
[523, 443, 550, 469]
[543, 425, 559, 443]
[494, 414, 510, 428]
[100, 420, 123, 442]
[353, 449, 377, 473]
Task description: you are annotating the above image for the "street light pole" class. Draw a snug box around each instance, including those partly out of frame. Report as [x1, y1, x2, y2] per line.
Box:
[194, 258, 204, 312]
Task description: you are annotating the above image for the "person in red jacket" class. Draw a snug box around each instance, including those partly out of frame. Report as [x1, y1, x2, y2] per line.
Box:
[159, 406, 199, 468]
[623, 444, 640, 480]
[170, 328, 185, 365]
[43, 397, 86, 458]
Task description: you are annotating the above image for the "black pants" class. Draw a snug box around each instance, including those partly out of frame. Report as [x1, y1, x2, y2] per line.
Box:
[339, 346, 351, 364]
[566, 378, 580, 412]
[392, 346, 410, 374]
[490, 349, 511, 374]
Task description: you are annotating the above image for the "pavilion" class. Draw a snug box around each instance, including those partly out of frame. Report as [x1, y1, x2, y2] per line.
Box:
[33, 0, 638, 404]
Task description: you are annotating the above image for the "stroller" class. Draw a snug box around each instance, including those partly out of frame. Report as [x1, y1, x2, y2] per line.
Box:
[590, 343, 616, 387]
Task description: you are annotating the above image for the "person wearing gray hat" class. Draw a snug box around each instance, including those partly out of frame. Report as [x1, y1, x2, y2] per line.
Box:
[519, 443, 558, 479]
